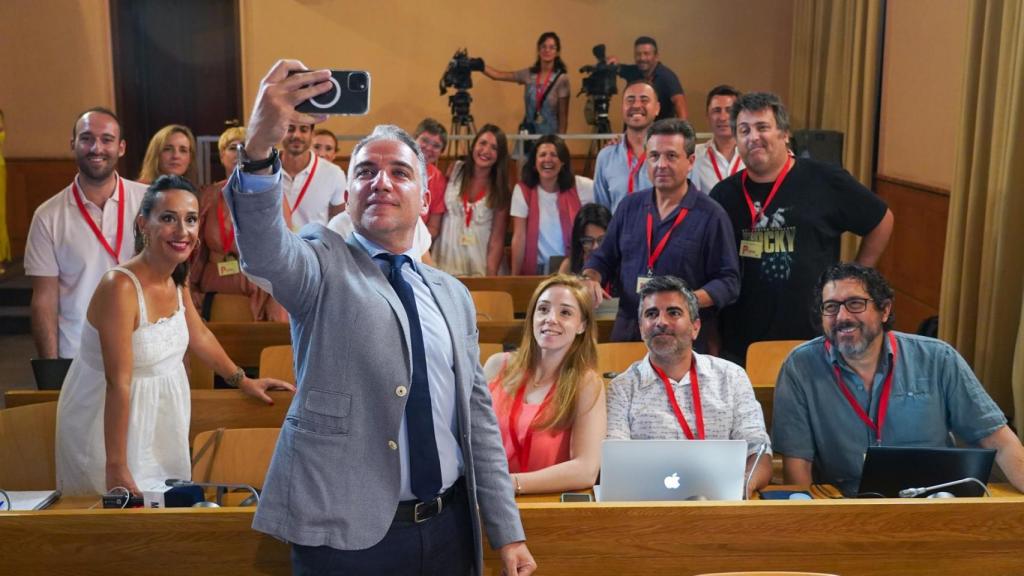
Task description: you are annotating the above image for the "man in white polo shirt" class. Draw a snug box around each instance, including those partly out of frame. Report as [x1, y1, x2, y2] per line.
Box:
[25, 108, 147, 358]
[280, 123, 346, 229]
[692, 85, 745, 195]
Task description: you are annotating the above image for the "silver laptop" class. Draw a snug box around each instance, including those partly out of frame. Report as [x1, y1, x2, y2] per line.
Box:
[596, 439, 747, 502]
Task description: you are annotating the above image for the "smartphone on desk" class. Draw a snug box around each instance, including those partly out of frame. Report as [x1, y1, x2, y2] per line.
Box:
[290, 69, 371, 115]
[560, 492, 594, 503]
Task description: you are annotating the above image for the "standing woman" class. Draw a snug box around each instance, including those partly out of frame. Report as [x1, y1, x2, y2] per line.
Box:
[483, 274, 605, 494]
[55, 175, 292, 496]
[188, 127, 287, 321]
[483, 32, 570, 135]
[510, 134, 594, 275]
[429, 124, 511, 276]
[138, 124, 198, 184]
[0, 109, 10, 273]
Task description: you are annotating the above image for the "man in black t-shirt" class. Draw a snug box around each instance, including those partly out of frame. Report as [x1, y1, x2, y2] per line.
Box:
[616, 36, 687, 121]
[709, 92, 894, 364]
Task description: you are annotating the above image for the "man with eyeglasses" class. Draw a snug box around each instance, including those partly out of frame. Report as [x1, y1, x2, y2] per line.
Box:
[772, 263, 1024, 496]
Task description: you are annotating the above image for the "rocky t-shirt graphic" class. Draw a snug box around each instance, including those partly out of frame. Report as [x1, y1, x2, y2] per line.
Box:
[710, 159, 889, 361]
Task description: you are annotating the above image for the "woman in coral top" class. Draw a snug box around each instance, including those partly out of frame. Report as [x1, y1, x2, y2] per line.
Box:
[483, 274, 606, 495]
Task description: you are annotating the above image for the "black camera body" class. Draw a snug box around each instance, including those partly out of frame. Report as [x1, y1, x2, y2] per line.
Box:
[439, 49, 484, 95]
[578, 44, 619, 100]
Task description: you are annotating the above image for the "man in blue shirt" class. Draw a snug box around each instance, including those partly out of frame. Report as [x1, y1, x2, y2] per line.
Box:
[593, 81, 657, 213]
[773, 263, 1024, 495]
[582, 118, 739, 347]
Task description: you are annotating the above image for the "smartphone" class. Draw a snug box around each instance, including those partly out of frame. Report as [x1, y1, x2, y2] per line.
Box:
[560, 492, 594, 503]
[291, 69, 371, 116]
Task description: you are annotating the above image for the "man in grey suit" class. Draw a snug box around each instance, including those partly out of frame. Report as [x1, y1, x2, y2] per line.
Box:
[225, 60, 536, 575]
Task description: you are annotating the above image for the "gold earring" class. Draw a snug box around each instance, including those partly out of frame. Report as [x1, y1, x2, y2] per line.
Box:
[143, 234, 151, 249]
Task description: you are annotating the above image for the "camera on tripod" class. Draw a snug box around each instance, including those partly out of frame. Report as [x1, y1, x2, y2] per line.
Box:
[439, 48, 485, 95]
[577, 44, 619, 132]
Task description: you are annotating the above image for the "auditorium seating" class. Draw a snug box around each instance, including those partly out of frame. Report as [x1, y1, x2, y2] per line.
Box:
[208, 293, 255, 322]
[596, 342, 647, 377]
[191, 427, 280, 491]
[470, 290, 515, 321]
[0, 400, 57, 490]
[745, 340, 805, 388]
[258, 345, 294, 382]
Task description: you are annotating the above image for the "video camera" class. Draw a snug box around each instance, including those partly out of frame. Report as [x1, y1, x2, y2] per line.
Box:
[578, 44, 618, 131]
[439, 48, 485, 95]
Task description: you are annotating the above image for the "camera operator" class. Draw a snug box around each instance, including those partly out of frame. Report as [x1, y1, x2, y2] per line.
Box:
[481, 32, 570, 135]
[610, 36, 687, 121]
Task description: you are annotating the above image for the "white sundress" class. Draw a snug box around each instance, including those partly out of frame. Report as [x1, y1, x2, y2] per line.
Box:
[432, 160, 497, 276]
[55, 266, 191, 496]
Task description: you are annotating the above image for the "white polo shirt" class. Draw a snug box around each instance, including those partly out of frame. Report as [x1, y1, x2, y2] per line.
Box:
[692, 140, 745, 195]
[281, 152, 346, 229]
[24, 174, 147, 358]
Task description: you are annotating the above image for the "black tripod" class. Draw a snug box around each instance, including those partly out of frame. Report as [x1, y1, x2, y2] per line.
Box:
[583, 95, 614, 176]
[447, 90, 476, 158]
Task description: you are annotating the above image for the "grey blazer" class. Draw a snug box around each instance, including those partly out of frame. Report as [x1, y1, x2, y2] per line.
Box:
[225, 171, 525, 573]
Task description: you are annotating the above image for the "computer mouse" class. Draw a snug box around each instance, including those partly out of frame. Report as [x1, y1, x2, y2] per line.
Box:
[192, 501, 221, 508]
[685, 494, 709, 501]
[926, 491, 956, 499]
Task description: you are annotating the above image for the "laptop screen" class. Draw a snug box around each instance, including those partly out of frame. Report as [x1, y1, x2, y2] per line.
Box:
[857, 446, 995, 498]
[599, 439, 747, 502]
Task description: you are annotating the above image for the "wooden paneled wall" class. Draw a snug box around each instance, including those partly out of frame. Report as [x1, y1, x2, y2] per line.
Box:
[874, 174, 950, 333]
[5, 159, 80, 259]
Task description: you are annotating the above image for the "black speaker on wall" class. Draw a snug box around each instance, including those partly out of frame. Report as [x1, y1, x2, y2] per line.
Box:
[791, 130, 844, 168]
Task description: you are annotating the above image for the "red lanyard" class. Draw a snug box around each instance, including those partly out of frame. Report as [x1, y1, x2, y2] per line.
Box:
[284, 154, 319, 225]
[627, 146, 646, 194]
[651, 358, 704, 440]
[645, 205, 689, 274]
[708, 146, 741, 182]
[741, 157, 793, 230]
[508, 375, 557, 471]
[824, 332, 899, 443]
[534, 69, 554, 116]
[462, 186, 487, 227]
[72, 176, 125, 263]
[216, 198, 235, 254]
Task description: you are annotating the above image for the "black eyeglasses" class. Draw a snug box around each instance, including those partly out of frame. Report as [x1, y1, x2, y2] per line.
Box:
[581, 235, 604, 250]
[821, 297, 875, 316]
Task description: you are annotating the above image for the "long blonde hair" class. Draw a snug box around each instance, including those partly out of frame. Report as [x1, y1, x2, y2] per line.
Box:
[138, 124, 197, 184]
[497, 274, 599, 430]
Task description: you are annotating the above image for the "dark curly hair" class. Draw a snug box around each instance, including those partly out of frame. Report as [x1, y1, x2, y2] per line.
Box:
[813, 262, 895, 331]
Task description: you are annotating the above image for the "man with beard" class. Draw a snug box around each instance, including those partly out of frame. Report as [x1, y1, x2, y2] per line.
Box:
[691, 85, 745, 195]
[593, 81, 657, 213]
[280, 123, 346, 230]
[710, 92, 894, 365]
[773, 263, 1024, 496]
[25, 108, 148, 358]
[605, 275, 772, 495]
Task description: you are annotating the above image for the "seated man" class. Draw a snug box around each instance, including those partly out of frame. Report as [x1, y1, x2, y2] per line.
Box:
[606, 275, 772, 494]
[773, 263, 1024, 495]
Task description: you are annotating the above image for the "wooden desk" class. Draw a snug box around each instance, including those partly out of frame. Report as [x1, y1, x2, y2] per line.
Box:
[3, 488, 1022, 575]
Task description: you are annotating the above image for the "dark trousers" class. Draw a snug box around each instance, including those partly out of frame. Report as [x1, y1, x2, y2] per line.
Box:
[291, 485, 475, 576]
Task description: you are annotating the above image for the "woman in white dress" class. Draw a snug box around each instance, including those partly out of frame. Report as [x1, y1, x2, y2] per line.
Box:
[428, 124, 511, 276]
[56, 175, 293, 496]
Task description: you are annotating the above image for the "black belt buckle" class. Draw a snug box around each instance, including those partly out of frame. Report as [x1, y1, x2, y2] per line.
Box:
[413, 495, 443, 523]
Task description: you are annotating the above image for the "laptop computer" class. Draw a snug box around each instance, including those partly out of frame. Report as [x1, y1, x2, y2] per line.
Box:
[857, 446, 996, 498]
[30, 358, 72, 390]
[596, 439, 747, 502]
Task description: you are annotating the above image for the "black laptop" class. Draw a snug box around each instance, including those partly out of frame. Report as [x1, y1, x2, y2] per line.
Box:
[857, 446, 996, 498]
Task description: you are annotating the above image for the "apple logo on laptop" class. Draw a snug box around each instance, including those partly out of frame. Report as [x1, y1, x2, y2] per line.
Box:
[664, 473, 681, 490]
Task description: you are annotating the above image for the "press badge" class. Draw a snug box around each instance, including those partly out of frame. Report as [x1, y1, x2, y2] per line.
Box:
[217, 257, 241, 276]
[739, 240, 763, 259]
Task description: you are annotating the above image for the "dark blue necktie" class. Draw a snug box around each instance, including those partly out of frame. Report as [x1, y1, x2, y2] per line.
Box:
[377, 253, 442, 502]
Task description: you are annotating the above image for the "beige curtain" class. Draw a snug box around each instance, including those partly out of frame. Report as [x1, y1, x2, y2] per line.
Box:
[941, 0, 1024, 436]
[788, 0, 884, 260]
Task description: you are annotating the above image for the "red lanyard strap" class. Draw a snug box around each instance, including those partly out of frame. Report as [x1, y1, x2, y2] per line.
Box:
[708, 146, 741, 182]
[72, 177, 125, 263]
[645, 205, 689, 274]
[462, 186, 488, 228]
[534, 69, 554, 116]
[741, 157, 793, 230]
[508, 374, 557, 471]
[284, 154, 319, 225]
[627, 147, 646, 194]
[824, 332, 899, 443]
[651, 358, 704, 440]
[217, 198, 235, 254]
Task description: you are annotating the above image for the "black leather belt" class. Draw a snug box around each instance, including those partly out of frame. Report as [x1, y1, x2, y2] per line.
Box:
[394, 478, 463, 524]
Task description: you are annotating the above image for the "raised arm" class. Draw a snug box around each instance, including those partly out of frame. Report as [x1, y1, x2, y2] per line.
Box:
[483, 65, 518, 83]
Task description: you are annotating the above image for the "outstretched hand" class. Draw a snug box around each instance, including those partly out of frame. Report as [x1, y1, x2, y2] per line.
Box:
[239, 376, 295, 405]
[245, 60, 333, 160]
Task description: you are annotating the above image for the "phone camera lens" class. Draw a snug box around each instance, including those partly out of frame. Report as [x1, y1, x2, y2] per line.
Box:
[348, 72, 369, 92]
